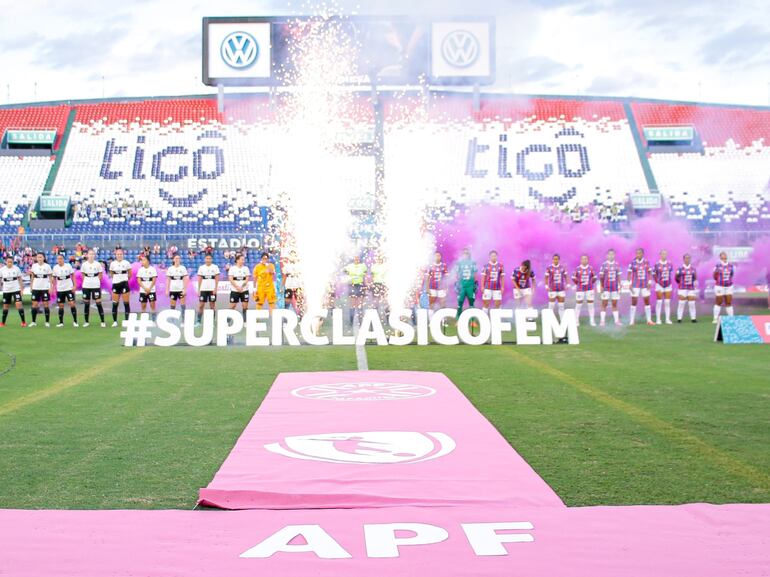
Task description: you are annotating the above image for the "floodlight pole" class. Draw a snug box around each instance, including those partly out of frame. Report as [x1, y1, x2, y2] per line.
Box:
[372, 84, 385, 217]
[217, 84, 225, 114]
[473, 83, 480, 112]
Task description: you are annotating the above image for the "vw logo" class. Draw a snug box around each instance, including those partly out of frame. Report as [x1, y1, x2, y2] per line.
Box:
[221, 31, 258, 69]
[441, 30, 480, 68]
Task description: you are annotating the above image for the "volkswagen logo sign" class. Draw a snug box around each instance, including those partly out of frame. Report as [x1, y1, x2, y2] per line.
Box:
[221, 31, 258, 69]
[441, 30, 480, 68]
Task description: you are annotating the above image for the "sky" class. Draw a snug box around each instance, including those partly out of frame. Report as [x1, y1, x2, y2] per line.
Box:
[0, 0, 768, 106]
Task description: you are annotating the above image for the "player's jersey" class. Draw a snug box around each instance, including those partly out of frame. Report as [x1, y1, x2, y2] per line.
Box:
[455, 259, 477, 283]
[572, 264, 596, 291]
[628, 258, 652, 289]
[166, 265, 188, 293]
[1, 265, 22, 293]
[713, 262, 735, 287]
[253, 263, 276, 289]
[228, 265, 250, 292]
[676, 265, 697, 290]
[512, 268, 535, 289]
[197, 264, 220, 292]
[653, 260, 674, 288]
[30, 262, 52, 290]
[428, 263, 448, 290]
[109, 259, 131, 284]
[371, 263, 387, 284]
[52, 263, 75, 292]
[283, 261, 302, 290]
[599, 261, 623, 292]
[81, 261, 103, 289]
[545, 263, 567, 291]
[482, 262, 504, 290]
[136, 266, 157, 294]
[345, 262, 367, 285]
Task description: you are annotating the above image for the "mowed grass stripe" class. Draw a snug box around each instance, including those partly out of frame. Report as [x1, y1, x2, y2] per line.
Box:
[0, 348, 147, 417]
[501, 346, 770, 489]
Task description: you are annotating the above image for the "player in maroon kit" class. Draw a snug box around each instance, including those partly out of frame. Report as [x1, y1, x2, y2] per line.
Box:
[599, 249, 623, 326]
[425, 251, 448, 318]
[511, 260, 535, 308]
[653, 250, 675, 325]
[544, 254, 568, 318]
[675, 253, 698, 322]
[481, 250, 504, 313]
[627, 248, 654, 326]
[572, 255, 597, 326]
[712, 251, 736, 323]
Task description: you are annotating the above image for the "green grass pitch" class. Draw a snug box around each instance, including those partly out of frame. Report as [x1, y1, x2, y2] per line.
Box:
[0, 308, 768, 509]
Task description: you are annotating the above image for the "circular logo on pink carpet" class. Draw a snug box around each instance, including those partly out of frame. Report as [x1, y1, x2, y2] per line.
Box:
[291, 382, 436, 402]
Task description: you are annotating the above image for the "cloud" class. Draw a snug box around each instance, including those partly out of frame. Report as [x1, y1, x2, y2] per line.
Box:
[586, 69, 659, 96]
[510, 56, 570, 82]
[700, 24, 770, 67]
[32, 26, 129, 69]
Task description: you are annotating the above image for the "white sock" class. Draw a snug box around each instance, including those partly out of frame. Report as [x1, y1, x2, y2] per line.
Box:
[557, 302, 565, 317]
[677, 301, 685, 320]
[688, 300, 696, 319]
[575, 302, 583, 319]
[664, 300, 671, 321]
[548, 301, 555, 311]
[600, 310, 606, 323]
[656, 300, 662, 322]
[713, 304, 720, 320]
[613, 310, 619, 323]
[629, 304, 636, 324]
[482, 307, 489, 314]
[645, 305, 652, 322]
[588, 302, 595, 322]
[726, 306, 734, 316]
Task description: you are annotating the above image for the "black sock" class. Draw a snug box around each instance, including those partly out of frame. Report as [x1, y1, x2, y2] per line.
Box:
[44, 308, 50, 322]
[59, 308, 65, 323]
[2, 309, 8, 323]
[18, 308, 25, 323]
[123, 302, 130, 320]
[71, 307, 78, 322]
[112, 302, 119, 322]
[96, 303, 104, 322]
[84, 301, 90, 322]
[31, 307, 38, 323]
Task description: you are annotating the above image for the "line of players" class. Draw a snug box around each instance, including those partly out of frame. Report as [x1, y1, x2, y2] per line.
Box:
[425, 248, 736, 326]
[0, 248, 291, 328]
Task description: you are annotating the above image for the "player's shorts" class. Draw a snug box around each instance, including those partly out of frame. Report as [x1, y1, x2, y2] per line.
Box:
[630, 287, 651, 298]
[169, 291, 184, 302]
[138, 292, 156, 303]
[31, 289, 50, 302]
[548, 290, 566, 300]
[2, 291, 21, 305]
[371, 283, 387, 298]
[429, 289, 447, 299]
[199, 291, 217, 303]
[513, 287, 533, 299]
[575, 290, 595, 302]
[601, 290, 620, 301]
[349, 284, 364, 298]
[255, 285, 277, 306]
[655, 283, 673, 294]
[714, 285, 734, 297]
[284, 288, 301, 300]
[482, 289, 503, 301]
[229, 291, 249, 303]
[56, 290, 75, 304]
[82, 288, 101, 300]
[112, 281, 129, 295]
[678, 289, 696, 299]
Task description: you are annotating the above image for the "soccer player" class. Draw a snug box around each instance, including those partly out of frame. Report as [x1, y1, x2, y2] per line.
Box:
[713, 251, 735, 322]
[80, 249, 106, 327]
[511, 260, 535, 308]
[675, 253, 698, 322]
[370, 254, 388, 311]
[197, 253, 220, 323]
[109, 247, 132, 327]
[0, 255, 25, 327]
[653, 250, 674, 324]
[572, 254, 596, 326]
[136, 255, 158, 318]
[29, 252, 52, 327]
[544, 254, 567, 318]
[627, 248, 653, 326]
[426, 251, 448, 315]
[481, 250, 504, 313]
[282, 250, 303, 316]
[345, 255, 367, 324]
[253, 252, 277, 311]
[228, 254, 250, 317]
[454, 248, 477, 319]
[599, 249, 623, 326]
[166, 254, 188, 316]
[52, 253, 78, 326]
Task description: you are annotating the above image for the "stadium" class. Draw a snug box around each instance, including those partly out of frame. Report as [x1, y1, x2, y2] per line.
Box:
[0, 4, 768, 576]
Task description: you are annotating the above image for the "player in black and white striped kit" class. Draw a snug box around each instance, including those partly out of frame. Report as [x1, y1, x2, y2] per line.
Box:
[29, 252, 53, 327]
[136, 255, 158, 319]
[166, 254, 189, 318]
[228, 254, 250, 319]
[52, 253, 78, 327]
[80, 249, 106, 327]
[1, 255, 26, 327]
[109, 248, 132, 327]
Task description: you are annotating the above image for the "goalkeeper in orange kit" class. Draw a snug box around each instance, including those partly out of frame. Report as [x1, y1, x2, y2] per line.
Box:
[253, 252, 277, 310]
